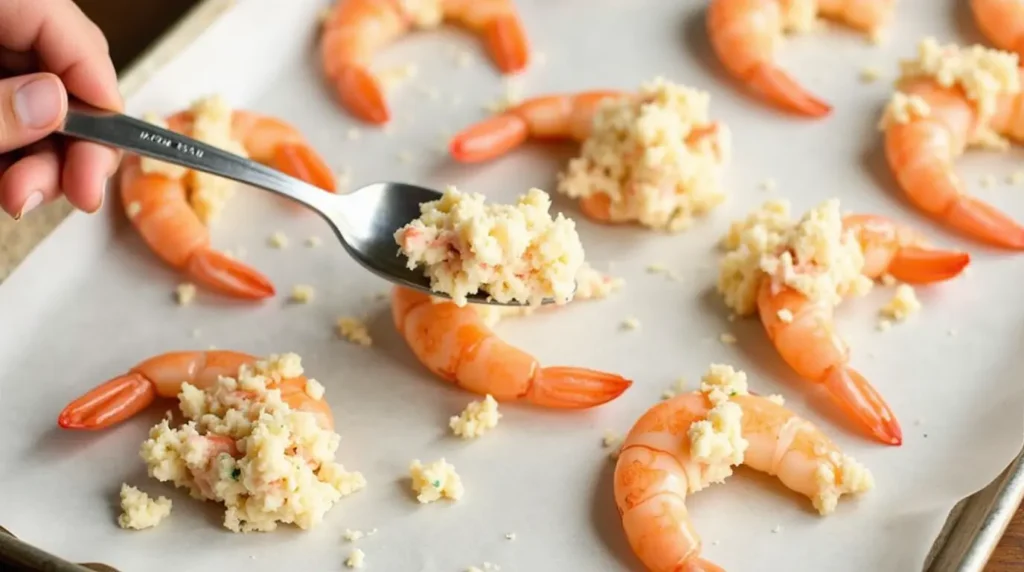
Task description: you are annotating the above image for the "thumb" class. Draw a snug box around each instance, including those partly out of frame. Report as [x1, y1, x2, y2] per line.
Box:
[0, 73, 67, 154]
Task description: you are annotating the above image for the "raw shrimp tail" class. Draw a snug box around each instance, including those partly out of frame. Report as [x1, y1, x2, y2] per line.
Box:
[943, 195, 1024, 250]
[481, 11, 530, 73]
[272, 142, 338, 192]
[57, 373, 156, 430]
[525, 366, 632, 408]
[822, 365, 902, 445]
[747, 63, 832, 117]
[331, 64, 390, 124]
[185, 249, 276, 299]
[887, 247, 970, 284]
[449, 113, 530, 163]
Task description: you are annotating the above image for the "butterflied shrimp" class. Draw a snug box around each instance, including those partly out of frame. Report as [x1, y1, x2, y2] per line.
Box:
[843, 214, 971, 283]
[615, 388, 873, 572]
[971, 0, 1024, 58]
[706, 0, 894, 116]
[391, 286, 632, 408]
[757, 280, 901, 444]
[57, 351, 333, 431]
[320, 0, 530, 124]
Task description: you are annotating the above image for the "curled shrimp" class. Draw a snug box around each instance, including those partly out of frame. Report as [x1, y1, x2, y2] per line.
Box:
[884, 71, 1024, 249]
[57, 350, 334, 431]
[615, 391, 872, 571]
[844, 214, 971, 282]
[122, 110, 336, 299]
[971, 0, 1024, 58]
[320, 0, 530, 124]
[706, 0, 894, 116]
[391, 286, 632, 408]
[448, 90, 728, 223]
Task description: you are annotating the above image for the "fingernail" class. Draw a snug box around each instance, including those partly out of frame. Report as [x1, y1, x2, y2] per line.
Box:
[13, 76, 63, 129]
[16, 191, 43, 219]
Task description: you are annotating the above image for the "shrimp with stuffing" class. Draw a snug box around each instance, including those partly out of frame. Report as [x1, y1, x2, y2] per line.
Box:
[320, 0, 530, 124]
[971, 0, 1024, 59]
[57, 350, 333, 431]
[707, 0, 895, 116]
[391, 286, 632, 408]
[615, 366, 873, 572]
[882, 43, 1024, 248]
[448, 82, 730, 229]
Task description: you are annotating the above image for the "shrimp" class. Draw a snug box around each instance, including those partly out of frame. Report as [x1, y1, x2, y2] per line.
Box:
[971, 0, 1024, 58]
[320, 0, 530, 124]
[884, 71, 1024, 249]
[706, 0, 894, 116]
[57, 351, 333, 431]
[122, 110, 336, 299]
[615, 391, 871, 572]
[391, 286, 632, 408]
[843, 214, 971, 283]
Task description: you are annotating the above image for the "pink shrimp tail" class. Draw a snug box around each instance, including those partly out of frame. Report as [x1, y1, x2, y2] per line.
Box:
[331, 64, 390, 124]
[185, 249, 275, 300]
[58, 373, 156, 430]
[449, 114, 530, 163]
[747, 63, 831, 117]
[943, 195, 1024, 250]
[822, 365, 902, 446]
[888, 247, 970, 284]
[524, 366, 632, 409]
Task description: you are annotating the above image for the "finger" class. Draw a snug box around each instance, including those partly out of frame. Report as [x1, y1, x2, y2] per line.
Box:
[0, 72, 67, 153]
[62, 140, 119, 213]
[0, 140, 61, 219]
[0, 0, 121, 111]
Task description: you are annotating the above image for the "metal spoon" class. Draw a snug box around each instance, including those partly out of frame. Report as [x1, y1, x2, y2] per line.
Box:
[57, 100, 563, 306]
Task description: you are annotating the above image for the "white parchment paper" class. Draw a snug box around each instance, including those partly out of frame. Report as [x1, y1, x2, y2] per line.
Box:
[1, 0, 1023, 570]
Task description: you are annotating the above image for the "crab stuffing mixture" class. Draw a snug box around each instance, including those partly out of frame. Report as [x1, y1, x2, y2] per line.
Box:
[117, 484, 172, 530]
[882, 37, 1020, 148]
[139, 95, 248, 224]
[394, 186, 586, 307]
[557, 76, 731, 232]
[138, 353, 366, 533]
[409, 458, 464, 503]
[717, 198, 874, 317]
[450, 395, 501, 439]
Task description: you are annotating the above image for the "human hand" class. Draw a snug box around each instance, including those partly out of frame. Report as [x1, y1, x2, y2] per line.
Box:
[0, 0, 123, 220]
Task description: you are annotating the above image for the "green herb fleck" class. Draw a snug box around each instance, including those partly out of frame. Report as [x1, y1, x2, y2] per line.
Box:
[231, 468, 241, 480]
[432, 480, 442, 488]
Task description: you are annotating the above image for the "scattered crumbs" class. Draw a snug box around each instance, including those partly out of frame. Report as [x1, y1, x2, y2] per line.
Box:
[771, 524, 783, 534]
[767, 394, 785, 405]
[602, 430, 621, 449]
[776, 308, 794, 323]
[305, 236, 322, 248]
[290, 284, 315, 304]
[879, 273, 896, 287]
[719, 333, 737, 344]
[661, 377, 687, 400]
[208, 344, 218, 350]
[980, 174, 997, 188]
[175, 283, 197, 306]
[337, 317, 373, 346]
[646, 262, 668, 273]
[859, 66, 881, 83]
[505, 532, 517, 541]
[1009, 170, 1024, 185]
[268, 231, 289, 248]
[454, 50, 474, 68]
[305, 378, 326, 400]
[346, 127, 361, 141]
[345, 548, 366, 569]
[117, 484, 172, 530]
[397, 150, 415, 163]
[449, 395, 501, 439]
[879, 284, 921, 324]
[126, 201, 142, 218]
[379, 63, 419, 90]
[484, 77, 525, 113]
[191, 328, 202, 338]
[621, 317, 641, 331]
[409, 458, 464, 503]
[759, 178, 778, 192]
[877, 319, 893, 332]
[343, 528, 365, 542]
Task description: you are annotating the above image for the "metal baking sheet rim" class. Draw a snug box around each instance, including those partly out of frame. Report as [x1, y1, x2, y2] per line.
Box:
[0, 0, 1018, 570]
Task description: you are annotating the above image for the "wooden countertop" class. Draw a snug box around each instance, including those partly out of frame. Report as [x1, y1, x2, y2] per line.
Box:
[0, 1, 1015, 569]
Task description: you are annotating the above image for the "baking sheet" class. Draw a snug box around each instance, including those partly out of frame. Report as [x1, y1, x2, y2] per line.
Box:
[1, 0, 1023, 570]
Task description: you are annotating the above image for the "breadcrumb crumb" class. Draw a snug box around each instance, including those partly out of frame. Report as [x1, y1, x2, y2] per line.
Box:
[176, 283, 197, 306]
[268, 231, 289, 248]
[336, 317, 373, 346]
[345, 548, 365, 568]
[622, 317, 641, 331]
[290, 285, 315, 303]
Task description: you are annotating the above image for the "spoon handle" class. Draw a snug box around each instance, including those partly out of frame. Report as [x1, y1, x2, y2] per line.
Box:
[57, 99, 333, 213]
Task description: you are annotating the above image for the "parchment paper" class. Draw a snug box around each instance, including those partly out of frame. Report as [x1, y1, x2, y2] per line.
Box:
[1, 0, 1022, 570]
